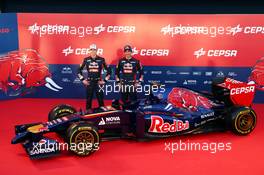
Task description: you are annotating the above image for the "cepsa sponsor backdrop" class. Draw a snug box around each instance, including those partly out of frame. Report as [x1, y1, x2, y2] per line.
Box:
[1, 13, 264, 102]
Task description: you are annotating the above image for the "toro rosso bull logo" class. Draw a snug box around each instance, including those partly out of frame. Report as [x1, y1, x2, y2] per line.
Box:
[249, 57, 264, 90]
[0, 49, 62, 96]
[168, 87, 213, 111]
[149, 115, 189, 133]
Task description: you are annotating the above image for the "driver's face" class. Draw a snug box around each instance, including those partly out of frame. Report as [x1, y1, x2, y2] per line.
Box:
[124, 50, 132, 58]
[90, 49, 97, 57]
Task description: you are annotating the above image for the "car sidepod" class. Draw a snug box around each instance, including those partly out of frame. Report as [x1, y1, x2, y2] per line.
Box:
[138, 103, 221, 138]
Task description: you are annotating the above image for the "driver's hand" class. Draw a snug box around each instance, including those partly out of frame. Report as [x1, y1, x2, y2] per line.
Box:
[82, 79, 89, 86]
[135, 81, 141, 87]
[98, 80, 105, 85]
[116, 80, 121, 87]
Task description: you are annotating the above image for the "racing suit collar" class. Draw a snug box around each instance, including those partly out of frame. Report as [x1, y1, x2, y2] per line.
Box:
[125, 56, 132, 60]
[90, 55, 97, 60]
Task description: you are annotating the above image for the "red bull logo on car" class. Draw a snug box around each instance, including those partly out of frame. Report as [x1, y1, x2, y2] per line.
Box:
[149, 115, 189, 133]
[0, 49, 63, 96]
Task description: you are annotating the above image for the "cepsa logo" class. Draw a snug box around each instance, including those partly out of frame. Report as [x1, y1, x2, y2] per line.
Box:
[28, 23, 136, 37]
[132, 47, 170, 57]
[0, 28, 11, 34]
[161, 24, 243, 37]
[230, 86, 255, 95]
[62, 46, 104, 56]
[194, 48, 237, 59]
[149, 116, 189, 133]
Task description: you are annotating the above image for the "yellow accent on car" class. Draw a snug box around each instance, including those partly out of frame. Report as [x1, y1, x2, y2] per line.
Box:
[27, 124, 45, 133]
[83, 110, 119, 118]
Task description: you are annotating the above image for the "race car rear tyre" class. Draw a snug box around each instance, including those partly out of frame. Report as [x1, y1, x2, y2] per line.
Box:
[48, 104, 77, 121]
[66, 122, 100, 156]
[227, 106, 257, 135]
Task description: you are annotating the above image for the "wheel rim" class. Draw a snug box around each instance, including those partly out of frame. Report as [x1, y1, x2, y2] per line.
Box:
[75, 131, 94, 144]
[74, 131, 95, 155]
[237, 113, 254, 131]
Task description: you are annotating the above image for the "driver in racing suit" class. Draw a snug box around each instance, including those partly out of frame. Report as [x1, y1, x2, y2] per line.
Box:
[78, 44, 111, 111]
[115, 45, 143, 104]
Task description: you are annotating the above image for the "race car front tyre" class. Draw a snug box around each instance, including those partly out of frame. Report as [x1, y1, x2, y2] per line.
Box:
[227, 106, 257, 135]
[66, 122, 100, 156]
[48, 104, 77, 121]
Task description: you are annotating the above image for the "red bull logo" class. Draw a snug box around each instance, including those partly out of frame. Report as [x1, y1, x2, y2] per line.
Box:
[0, 49, 63, 96]
[149, 115, 189, 133]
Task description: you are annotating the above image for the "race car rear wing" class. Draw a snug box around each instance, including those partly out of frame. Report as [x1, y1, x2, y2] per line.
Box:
[212, 77, 256, 107]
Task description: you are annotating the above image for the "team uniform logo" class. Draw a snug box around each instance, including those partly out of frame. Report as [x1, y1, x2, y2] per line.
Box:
[123, 63, 133, 74]
[88, 62, 99, 73]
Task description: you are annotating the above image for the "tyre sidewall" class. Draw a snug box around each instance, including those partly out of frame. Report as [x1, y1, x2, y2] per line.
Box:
[48, 104, 77, 121]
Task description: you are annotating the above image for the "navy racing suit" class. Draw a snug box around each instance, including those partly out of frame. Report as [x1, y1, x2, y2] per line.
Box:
[115, 57, 143, 103]
[78, 56, 111, 110]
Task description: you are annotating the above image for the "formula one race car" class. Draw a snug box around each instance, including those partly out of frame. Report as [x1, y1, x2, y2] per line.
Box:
[11, 77, 257, 159]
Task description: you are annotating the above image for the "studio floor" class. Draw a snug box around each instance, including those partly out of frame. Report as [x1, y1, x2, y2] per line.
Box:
[0, 98, 263, 175]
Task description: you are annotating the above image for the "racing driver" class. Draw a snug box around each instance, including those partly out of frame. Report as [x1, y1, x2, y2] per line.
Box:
[116, 45, 143, 104]
[78, 44, 111, 111]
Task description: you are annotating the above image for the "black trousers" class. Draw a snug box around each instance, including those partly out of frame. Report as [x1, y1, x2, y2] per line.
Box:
[86, 81, 104, 110]
[120, 82, 137, 103]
